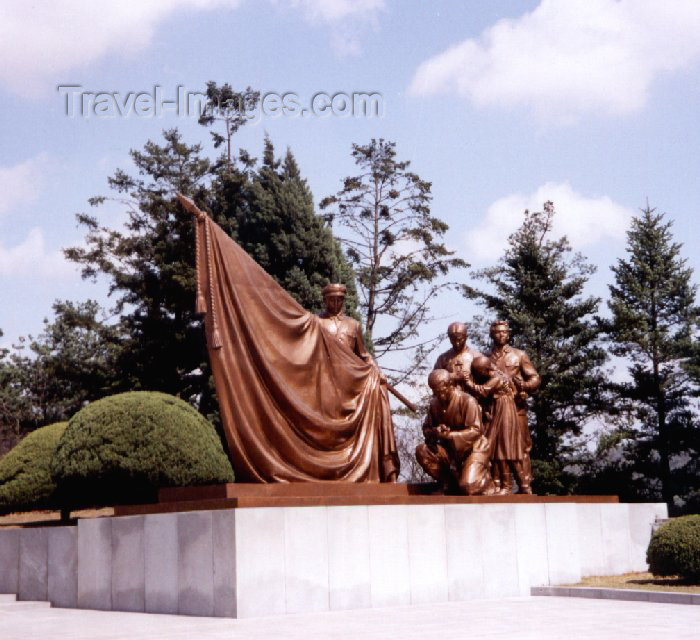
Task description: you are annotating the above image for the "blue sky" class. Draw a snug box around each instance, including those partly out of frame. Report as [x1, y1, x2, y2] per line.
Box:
[2, 0, 700, 356]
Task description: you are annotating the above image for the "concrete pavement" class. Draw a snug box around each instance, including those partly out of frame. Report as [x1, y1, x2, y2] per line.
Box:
[0, 595, 698, 640]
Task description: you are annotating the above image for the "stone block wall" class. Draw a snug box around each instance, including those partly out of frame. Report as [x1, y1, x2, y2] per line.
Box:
[0, 501, 668, 618]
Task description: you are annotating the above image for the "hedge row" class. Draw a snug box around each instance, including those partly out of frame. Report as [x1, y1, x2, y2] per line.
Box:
[647, 515, 700, 581]
[0, 391, 234, 512]
[0, 422, 68, 512]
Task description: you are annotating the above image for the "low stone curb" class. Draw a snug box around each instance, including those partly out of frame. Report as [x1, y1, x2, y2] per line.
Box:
[531, 586, 700, 605]
[0, 600, 51, 610]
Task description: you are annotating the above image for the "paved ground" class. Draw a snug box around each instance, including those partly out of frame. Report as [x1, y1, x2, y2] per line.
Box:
[0, 596, 698, 640]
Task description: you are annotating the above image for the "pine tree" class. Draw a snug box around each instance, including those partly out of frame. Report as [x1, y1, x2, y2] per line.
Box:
[6, 301, 119, 428]
[218, 137, 359, 314]
[65, 129, 218, 416]
[605, 206, 699, 509]
[198, 81, 260, 166]
[320, 139, 466, 375]
[464, 202, 608, 493]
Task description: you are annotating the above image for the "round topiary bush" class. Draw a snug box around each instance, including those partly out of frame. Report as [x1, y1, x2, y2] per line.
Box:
[0, 422, 68, 513]
[51, 391, 234, 507]
[647, 515, 700, 581]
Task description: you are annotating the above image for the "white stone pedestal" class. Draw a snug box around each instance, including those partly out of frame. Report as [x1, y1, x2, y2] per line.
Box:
[0, 501, 667, 618]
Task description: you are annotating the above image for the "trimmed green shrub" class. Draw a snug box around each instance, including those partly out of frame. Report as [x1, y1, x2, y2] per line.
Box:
[647, 515, 700, 581]
[0, 422, 68, 513]
[51, 391, 234, 506]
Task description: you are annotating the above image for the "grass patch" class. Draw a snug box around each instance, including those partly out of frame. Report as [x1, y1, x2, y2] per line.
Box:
[0, 507, 114, 527]
[569, 572, 700, 594]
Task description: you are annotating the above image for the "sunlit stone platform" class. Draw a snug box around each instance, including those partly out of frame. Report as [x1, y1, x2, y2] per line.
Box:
[115, 482, 621, 514]
[0, 484, 667, 618]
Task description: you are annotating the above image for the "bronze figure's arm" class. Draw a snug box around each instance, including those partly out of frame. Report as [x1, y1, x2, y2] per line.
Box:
[513, 352, 541, 393]
[355, 322, 418, 412]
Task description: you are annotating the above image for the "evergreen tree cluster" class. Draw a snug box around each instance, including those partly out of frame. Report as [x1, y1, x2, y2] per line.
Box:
[464, 203, 699, 511]
[61, 124, 358, 430]
[0, 85, 359, 448]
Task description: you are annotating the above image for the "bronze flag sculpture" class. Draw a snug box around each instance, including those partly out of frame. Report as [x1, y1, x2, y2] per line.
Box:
[178, 194, 399, 483]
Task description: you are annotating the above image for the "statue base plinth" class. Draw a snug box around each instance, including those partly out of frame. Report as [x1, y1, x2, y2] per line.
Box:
[113, 483, 619, 516]
[0, 489, 666, 619]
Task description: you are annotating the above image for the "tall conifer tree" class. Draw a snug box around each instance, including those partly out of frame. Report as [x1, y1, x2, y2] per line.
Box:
[65, 129, 217, 413]
[605, 206, 699, 509]
[320, 139, 465, 374]
[221, 137, 358, 314]
[464, 202, 607, 493]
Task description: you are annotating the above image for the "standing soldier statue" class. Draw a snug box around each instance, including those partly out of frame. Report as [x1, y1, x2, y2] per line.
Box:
[484, 321, 540, 494]
[432, 322, 483, 391]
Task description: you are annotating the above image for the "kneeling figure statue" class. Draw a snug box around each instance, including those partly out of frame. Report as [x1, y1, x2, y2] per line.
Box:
[415, 369, 495, 495]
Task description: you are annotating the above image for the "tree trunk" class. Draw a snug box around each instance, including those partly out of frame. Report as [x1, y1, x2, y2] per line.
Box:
[653, 361, 673, 507]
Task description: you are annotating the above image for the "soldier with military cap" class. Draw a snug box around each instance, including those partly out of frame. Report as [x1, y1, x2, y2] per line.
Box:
[317, 283, 378, 368]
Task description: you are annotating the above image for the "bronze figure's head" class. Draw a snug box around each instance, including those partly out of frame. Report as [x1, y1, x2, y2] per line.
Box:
[490, 320, 510, 347]
[322, 283, 346, 316]
[446, 321, 468, 351]
[428, 368, 452, 404]
[471, 355, 494, 379]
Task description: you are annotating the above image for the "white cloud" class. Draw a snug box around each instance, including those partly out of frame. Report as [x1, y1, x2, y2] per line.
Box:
[409, 0, 700, 122]
[0, 0, 242, 96]
[0, 154, 49, 217]
[0, 0, 384, 95]
[286, 0, 385, 55]
[291, 0, 384, 22]
[0, 228, 75, 278]
[466, 182, 633, 264]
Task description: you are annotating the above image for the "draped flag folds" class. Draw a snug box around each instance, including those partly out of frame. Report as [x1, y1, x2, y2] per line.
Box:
[181, 195, 399, 482]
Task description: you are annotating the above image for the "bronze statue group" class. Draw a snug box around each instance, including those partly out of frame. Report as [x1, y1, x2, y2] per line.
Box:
[180, 196, 541, 488]
[313, 281, 541, 495]
[314, 281, 541, 495]
[417, 321, 540, 496]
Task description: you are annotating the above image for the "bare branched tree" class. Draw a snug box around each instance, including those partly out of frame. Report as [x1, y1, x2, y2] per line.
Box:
[321, 139, 467, 382]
